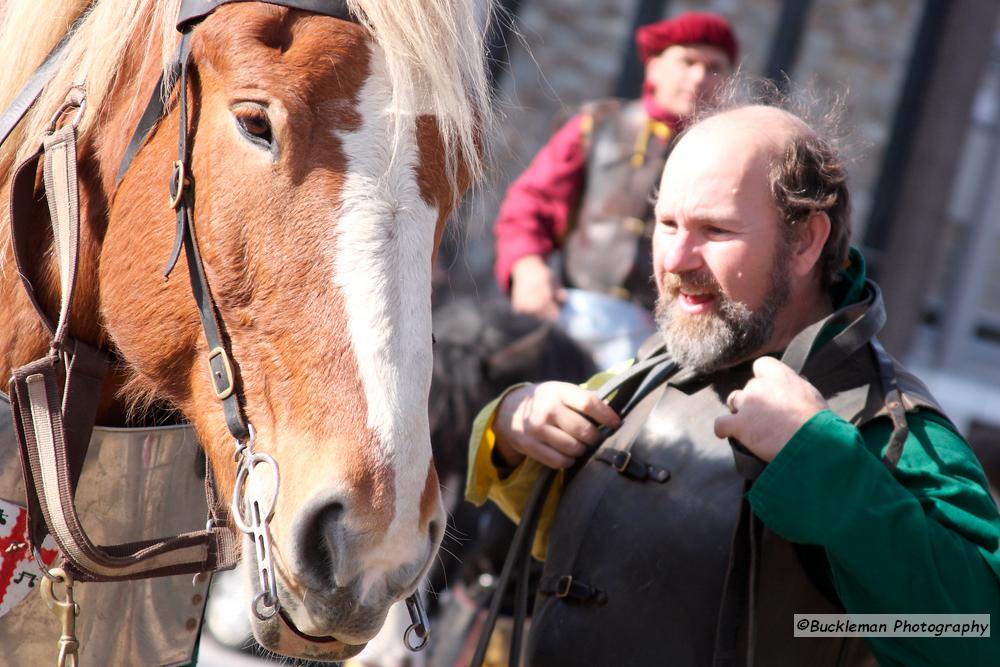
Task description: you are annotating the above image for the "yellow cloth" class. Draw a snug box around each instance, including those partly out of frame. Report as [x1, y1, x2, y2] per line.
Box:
[464, 361, 633, 560]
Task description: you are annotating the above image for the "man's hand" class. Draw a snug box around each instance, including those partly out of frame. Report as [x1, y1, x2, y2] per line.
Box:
[714, 357, 829, 462]
[493, 382, 621, 470]
[510, 255, 566, 322]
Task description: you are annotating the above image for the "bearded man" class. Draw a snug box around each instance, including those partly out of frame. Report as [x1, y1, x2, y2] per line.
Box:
[493, 12, 737, 367]
[465, 102, 1000, 665]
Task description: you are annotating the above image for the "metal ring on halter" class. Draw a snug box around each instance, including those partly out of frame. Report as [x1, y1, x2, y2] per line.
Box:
[168, 160, 187, 209]
[404, 621, 429, 651]
[253, 591, 280, 621]
[231, 451, 280, 534]
[233, 422, 256, 461]
[34, 545, 61, 582]
[46, 96, 87, 133]
[229, 421, 282, 619]
[403, 594, 430, 651]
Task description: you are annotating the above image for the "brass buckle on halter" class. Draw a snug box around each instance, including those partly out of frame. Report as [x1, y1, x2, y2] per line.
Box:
[612, 451, 632, 473]
[207, 346, 235, 399]
[168, 160, 187, 209]
[40, 567, 80, 667]
[555, 575, 574, 598]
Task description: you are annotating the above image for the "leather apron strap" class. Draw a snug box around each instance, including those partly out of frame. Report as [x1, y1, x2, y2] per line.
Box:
[714, 281, 909, 667]
[470, 351, 679, 667]
[6, 89, 237, 582]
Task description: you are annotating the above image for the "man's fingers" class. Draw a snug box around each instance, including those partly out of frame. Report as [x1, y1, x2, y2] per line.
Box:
[560, 387, 621, 429]
[551, 409, 602, 446]
[539, 424, 589, 458]
[714, 413, 738, 439]
[521, 435, 576, 469]
[752, 355, 792, 378]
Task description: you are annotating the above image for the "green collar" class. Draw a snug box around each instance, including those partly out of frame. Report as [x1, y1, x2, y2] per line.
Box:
[811, 247, 869, 353]
[831, 247, 867, 309]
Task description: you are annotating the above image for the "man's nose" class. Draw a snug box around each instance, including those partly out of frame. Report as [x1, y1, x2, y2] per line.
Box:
[688, 64, 708, 87]
[660, 232, 704, 274]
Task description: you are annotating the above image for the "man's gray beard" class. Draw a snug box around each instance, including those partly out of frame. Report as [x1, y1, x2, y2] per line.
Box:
[654, 259, 792, 373]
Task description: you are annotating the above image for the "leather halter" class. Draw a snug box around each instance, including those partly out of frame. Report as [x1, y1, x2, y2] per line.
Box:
[3, 0, 356, 587]
[5, 0, 432, 650]
[119, 0, 360, 443]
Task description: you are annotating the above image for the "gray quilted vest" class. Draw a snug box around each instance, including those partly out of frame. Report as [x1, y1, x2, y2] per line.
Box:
[526, 280, 946, 667]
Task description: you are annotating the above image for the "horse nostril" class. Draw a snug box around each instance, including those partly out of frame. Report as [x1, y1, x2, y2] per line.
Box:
[298, 501, 345, 589]
[428, 520, 442, 545]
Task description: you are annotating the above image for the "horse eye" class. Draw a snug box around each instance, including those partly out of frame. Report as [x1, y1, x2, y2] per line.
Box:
[234, 107, 274, 149]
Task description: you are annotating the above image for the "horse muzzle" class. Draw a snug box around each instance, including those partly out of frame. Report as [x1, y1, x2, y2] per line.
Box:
[248, 600, 368, 662]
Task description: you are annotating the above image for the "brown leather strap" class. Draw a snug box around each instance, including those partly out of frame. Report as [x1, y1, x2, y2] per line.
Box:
[594, 448, 671, 482]
[0, 28, 76, 147]
[177, 0, 355, 30]
[9, 147, 57, 333]
[7, 92, 238, 581]
[871, 338, 910, 470]
[166, 33, 252, 442]
[9, 355, 237, 581]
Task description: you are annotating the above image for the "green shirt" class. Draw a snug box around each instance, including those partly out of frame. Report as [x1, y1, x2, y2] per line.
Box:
[751, 409, 1000, 666]
[466, 249, 1000, 665]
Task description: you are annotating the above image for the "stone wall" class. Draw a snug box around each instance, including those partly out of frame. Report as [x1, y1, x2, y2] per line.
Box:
[794, 0, 922, 240]
[453, 0, 639, 294]
[453, 0, 922, 293]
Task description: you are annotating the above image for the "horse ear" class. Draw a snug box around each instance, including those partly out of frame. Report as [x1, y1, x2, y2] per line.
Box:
[484, 324, 553, 384]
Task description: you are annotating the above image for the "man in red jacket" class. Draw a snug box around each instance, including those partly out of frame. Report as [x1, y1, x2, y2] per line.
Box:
[495, 12, 738, 365]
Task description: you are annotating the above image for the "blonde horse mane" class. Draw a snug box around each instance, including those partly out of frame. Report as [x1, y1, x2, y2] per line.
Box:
[0, 0, 494, 189]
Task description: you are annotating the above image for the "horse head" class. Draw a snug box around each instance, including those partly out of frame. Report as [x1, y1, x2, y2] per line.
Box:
[0, 0, 491, 660]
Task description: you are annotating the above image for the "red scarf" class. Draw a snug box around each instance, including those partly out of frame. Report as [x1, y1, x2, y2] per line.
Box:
[641, 81, 684, 131]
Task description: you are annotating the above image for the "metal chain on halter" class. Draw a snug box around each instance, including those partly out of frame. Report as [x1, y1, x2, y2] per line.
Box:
[230, 425, 282, 619]
[165, 29, 283, 620]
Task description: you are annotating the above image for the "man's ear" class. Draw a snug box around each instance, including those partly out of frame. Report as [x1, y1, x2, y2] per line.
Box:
[791, 211, 831, 279]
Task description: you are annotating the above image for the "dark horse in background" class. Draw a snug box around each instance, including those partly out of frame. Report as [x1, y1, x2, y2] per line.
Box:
[425, 298, 596, 667]
[203, 298, 595, 664]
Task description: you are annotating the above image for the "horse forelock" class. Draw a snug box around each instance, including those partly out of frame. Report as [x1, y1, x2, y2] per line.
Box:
[0, 0, 478, 649]
[0, 0, 492, 199]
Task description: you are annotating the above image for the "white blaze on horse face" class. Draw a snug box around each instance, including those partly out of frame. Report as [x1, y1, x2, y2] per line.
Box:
[328, 44, 443, 597]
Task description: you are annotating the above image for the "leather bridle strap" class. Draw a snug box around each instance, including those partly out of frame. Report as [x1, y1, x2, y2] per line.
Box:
[116, 0, 356, 185]
[0, 31, 75, 148]
[6, 100, 238, 580]
[470, 352, 679, 667]
[177, 0, 354, 27]
[114, 44, 184, 186]
[164, 31, 252, 441]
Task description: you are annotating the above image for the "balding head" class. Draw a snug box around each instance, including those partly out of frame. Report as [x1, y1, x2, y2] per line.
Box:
[682, 105, 810, 150]
[662, 103, 851, 290]
[651, 102, 850, 369]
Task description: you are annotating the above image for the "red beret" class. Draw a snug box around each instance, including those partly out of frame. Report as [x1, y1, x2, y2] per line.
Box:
[635, 11, 739, 65]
